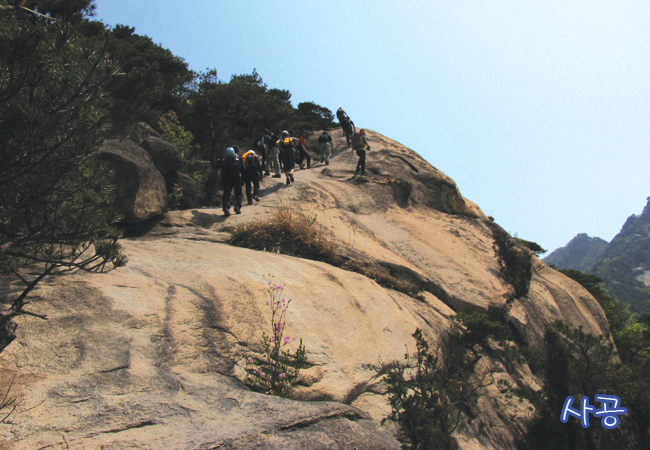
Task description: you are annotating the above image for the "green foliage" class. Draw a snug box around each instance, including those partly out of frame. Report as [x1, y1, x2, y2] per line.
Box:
[384, 329, 494, 450]
[454, 310, 512, 348]
[515, 237, 547, 256]
[158, 110, 196, 159]
[102, 24, 194, 135]
[585, 201, 650, 315]
[517, 320, 650, 449]
[185, 70, 334, 166]
[384, 329, 460, 450]
[295, 101, 334, 131]
[537, 269, 650, 447]
[493, 228, 532, 298]
[0, 7, 126, 350]
[167, 184, 183, 211]
[157, 110, 209, 203]
[22, 0, 95, 20]
[245, 277, 307, 397]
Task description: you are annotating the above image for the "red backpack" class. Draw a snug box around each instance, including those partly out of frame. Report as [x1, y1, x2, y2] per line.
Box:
[351, 132, 361, 149]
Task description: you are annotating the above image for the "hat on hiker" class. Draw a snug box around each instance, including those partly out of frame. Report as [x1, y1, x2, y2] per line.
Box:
[263, 129, 269, 134]
[282, 130, 289, 136]
[359, 129, 366, 135]
[225, 147, 236, 158]
[249, 150, 256, 156]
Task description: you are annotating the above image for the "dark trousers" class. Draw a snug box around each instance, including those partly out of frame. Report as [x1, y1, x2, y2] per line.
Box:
[222, 179, 242, 211]
[296, 146, 311, 168]
[243, 175, 260, 203]
[260, 151, 267, 173]
[355, 149, 366, 173]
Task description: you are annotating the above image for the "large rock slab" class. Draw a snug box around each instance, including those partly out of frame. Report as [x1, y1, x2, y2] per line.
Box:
[99, 139, 168, 223]
[0, 128, 612, 449]
[0, 240, 422, 448]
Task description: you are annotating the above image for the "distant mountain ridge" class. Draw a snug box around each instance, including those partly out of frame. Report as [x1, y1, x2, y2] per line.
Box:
[543, 198, 650, 314]
[543, 233, 608, 272]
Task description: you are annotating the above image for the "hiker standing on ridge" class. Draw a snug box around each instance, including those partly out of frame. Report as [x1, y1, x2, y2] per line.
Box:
[336, 108, 355, 146]
[253, 132, 267, 175]
[265, 129, 282, 178]
[275, 130, 284, 172]
[279, 130, 297, 185]
[241, 149, 263, 205]
[295, 129, 311, 169]
[215, 147, 243, 216]
[317, 131, 332, 165]
[352, 129, 370, 175]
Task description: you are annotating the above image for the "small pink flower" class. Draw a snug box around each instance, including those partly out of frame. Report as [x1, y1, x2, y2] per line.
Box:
[247, 358, 254, 364]
[279, 373, 285, 379]
[284, 336, 290, 343]
[261, 372, 266, 378]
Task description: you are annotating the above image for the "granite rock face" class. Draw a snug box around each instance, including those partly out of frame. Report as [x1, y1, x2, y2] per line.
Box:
[0, 128, 611, 449]
[98, 139, 168, 223]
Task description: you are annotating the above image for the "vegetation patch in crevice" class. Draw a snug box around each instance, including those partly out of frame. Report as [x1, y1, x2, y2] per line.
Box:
[491, 227, 533, 299]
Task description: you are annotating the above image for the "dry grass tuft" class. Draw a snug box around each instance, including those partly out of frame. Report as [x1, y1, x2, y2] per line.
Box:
[229, 205, 422, 298]
[229, 206, 341, 266]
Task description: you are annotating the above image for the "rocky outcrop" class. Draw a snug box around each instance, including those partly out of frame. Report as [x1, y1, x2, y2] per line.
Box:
[0, 128, 611, 449]
[132, 122, 162, 143]
[139, 136, 184, 176]
[98, 139, 168, 222]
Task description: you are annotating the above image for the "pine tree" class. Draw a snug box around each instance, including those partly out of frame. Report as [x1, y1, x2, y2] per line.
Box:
[0, 6, 126, 353]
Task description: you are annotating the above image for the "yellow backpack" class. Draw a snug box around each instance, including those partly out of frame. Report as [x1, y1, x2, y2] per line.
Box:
[281, 137, 293, 149]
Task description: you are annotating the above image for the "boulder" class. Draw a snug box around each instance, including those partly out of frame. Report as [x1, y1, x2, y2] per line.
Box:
[98, 139, 168, 223]
[140, 137, 183, 176]
[165, 171, 198, 209]
[132, 122, 162, 143]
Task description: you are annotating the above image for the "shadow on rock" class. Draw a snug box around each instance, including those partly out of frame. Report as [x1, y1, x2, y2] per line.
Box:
[190, 210, 227, 227]
[121, 214, 165, 238]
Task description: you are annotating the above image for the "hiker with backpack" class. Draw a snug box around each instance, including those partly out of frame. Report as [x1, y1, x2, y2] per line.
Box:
[336, 108, 355, 146]
[253, 132, 267, 174]
[317, 131, 333, 165]
[241, 149, 263, 205]
[295, 129, 311, 169]
[264, 129, 282, 178]
[215, 147, 243, 216]
[351, 129, 370, 175]
[279, 130, 297, 185]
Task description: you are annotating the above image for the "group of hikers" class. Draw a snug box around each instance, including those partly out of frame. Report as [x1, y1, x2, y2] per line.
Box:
[215, 109, 370, 217]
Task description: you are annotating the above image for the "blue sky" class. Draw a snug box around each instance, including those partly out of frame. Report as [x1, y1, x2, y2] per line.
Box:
[93, 0, 650, 254]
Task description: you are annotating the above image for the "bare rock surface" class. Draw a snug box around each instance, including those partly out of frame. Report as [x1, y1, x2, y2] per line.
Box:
[0, 128, 610, 449]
